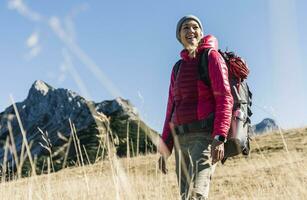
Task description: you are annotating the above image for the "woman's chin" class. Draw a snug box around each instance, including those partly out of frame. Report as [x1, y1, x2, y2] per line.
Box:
[184, 42, 198, 49]
[185, 45, 197, 51]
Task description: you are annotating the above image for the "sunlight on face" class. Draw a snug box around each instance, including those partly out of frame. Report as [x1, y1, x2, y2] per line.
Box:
[179, 19, 203, 50]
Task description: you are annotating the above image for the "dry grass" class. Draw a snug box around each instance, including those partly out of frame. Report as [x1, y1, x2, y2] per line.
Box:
[0, 128, 306, 200]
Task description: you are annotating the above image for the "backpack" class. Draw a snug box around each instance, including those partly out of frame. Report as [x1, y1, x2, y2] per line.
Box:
[173, 48, 253, 160]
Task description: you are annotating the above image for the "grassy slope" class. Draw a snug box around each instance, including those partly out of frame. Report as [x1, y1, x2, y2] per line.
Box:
[0, 128, 306, 200]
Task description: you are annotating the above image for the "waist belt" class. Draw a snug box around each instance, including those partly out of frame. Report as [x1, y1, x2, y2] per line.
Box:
[174, 114, 214, 135]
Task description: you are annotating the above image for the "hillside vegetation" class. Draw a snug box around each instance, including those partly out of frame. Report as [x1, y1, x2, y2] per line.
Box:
[0, 128, 306, 200]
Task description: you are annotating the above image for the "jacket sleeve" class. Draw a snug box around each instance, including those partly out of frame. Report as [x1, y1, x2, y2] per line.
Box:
[161, 69, 175, 153]
[208, 50, 233, 138]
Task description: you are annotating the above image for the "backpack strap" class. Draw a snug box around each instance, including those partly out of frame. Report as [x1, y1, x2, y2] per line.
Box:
[174, 49, 211, 84]
[199, 48, 212, 86]
[173, 59, 182, 80]
[169, 59, 182, 128]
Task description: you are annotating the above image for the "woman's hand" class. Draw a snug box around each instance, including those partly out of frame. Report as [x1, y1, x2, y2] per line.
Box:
[211, 139, 224, 164]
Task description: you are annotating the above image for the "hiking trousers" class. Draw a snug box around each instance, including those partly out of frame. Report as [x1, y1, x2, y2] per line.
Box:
[174, 132, 216, 200]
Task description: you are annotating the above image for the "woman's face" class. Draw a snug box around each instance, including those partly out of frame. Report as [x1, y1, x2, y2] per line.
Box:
[179, 19, 203, 49]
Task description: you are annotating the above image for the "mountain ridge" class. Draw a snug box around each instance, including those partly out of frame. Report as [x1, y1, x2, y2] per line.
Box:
[0, 80, 157, 174]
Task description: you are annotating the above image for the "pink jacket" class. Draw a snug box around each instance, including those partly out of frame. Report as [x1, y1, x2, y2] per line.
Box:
[161, 35, 233, 152]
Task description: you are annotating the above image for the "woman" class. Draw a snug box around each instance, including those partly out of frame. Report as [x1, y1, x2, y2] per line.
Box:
[158, 15, 233, 199]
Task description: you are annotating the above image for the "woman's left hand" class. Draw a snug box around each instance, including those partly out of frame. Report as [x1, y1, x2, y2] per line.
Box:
[211, 139, 224, 164]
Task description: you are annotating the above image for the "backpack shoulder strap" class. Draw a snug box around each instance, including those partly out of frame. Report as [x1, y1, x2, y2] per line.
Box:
[173, 59, 182, 80]
[170, 60, 182, 123]
[199, 48, 211, 86]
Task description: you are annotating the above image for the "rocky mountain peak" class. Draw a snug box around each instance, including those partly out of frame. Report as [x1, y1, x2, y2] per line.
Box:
[114, 97, 139, 116]
[30, 80, 54, 96]
[95, 97, 139, 120]
[0, 80, 157, 174]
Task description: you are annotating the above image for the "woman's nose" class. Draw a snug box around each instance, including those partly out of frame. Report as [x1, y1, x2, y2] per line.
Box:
[187, 27, 195, 33]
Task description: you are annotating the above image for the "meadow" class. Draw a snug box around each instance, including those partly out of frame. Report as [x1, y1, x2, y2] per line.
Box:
[0, 128, 306, 200]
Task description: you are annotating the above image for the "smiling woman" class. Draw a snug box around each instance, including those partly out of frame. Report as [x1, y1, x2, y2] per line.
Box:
[158, 15, 233, 200]
[177, 17, 203, 58]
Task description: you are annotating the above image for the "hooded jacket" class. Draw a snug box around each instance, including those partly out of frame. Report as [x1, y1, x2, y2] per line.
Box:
[161, 35, 233, 152]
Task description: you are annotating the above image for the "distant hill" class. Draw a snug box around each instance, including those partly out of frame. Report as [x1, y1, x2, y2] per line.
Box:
[252, 118, 279, 134]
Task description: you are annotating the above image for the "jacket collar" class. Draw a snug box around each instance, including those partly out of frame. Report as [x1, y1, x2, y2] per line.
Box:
[180, 34, 219, 61]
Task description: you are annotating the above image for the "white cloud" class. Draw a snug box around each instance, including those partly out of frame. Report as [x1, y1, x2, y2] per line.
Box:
[8, 0, 42, 22]
[49, 16, 122, 98]
[26, 31, 39, 48]
[24, 45, 41, 61]
[9, 0, 122, 100]
[24, 31, 41, 60]
[29, 46, 41, 57]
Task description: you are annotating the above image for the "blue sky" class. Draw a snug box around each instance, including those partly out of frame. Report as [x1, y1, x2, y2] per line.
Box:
[1, 0, 307, 132]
